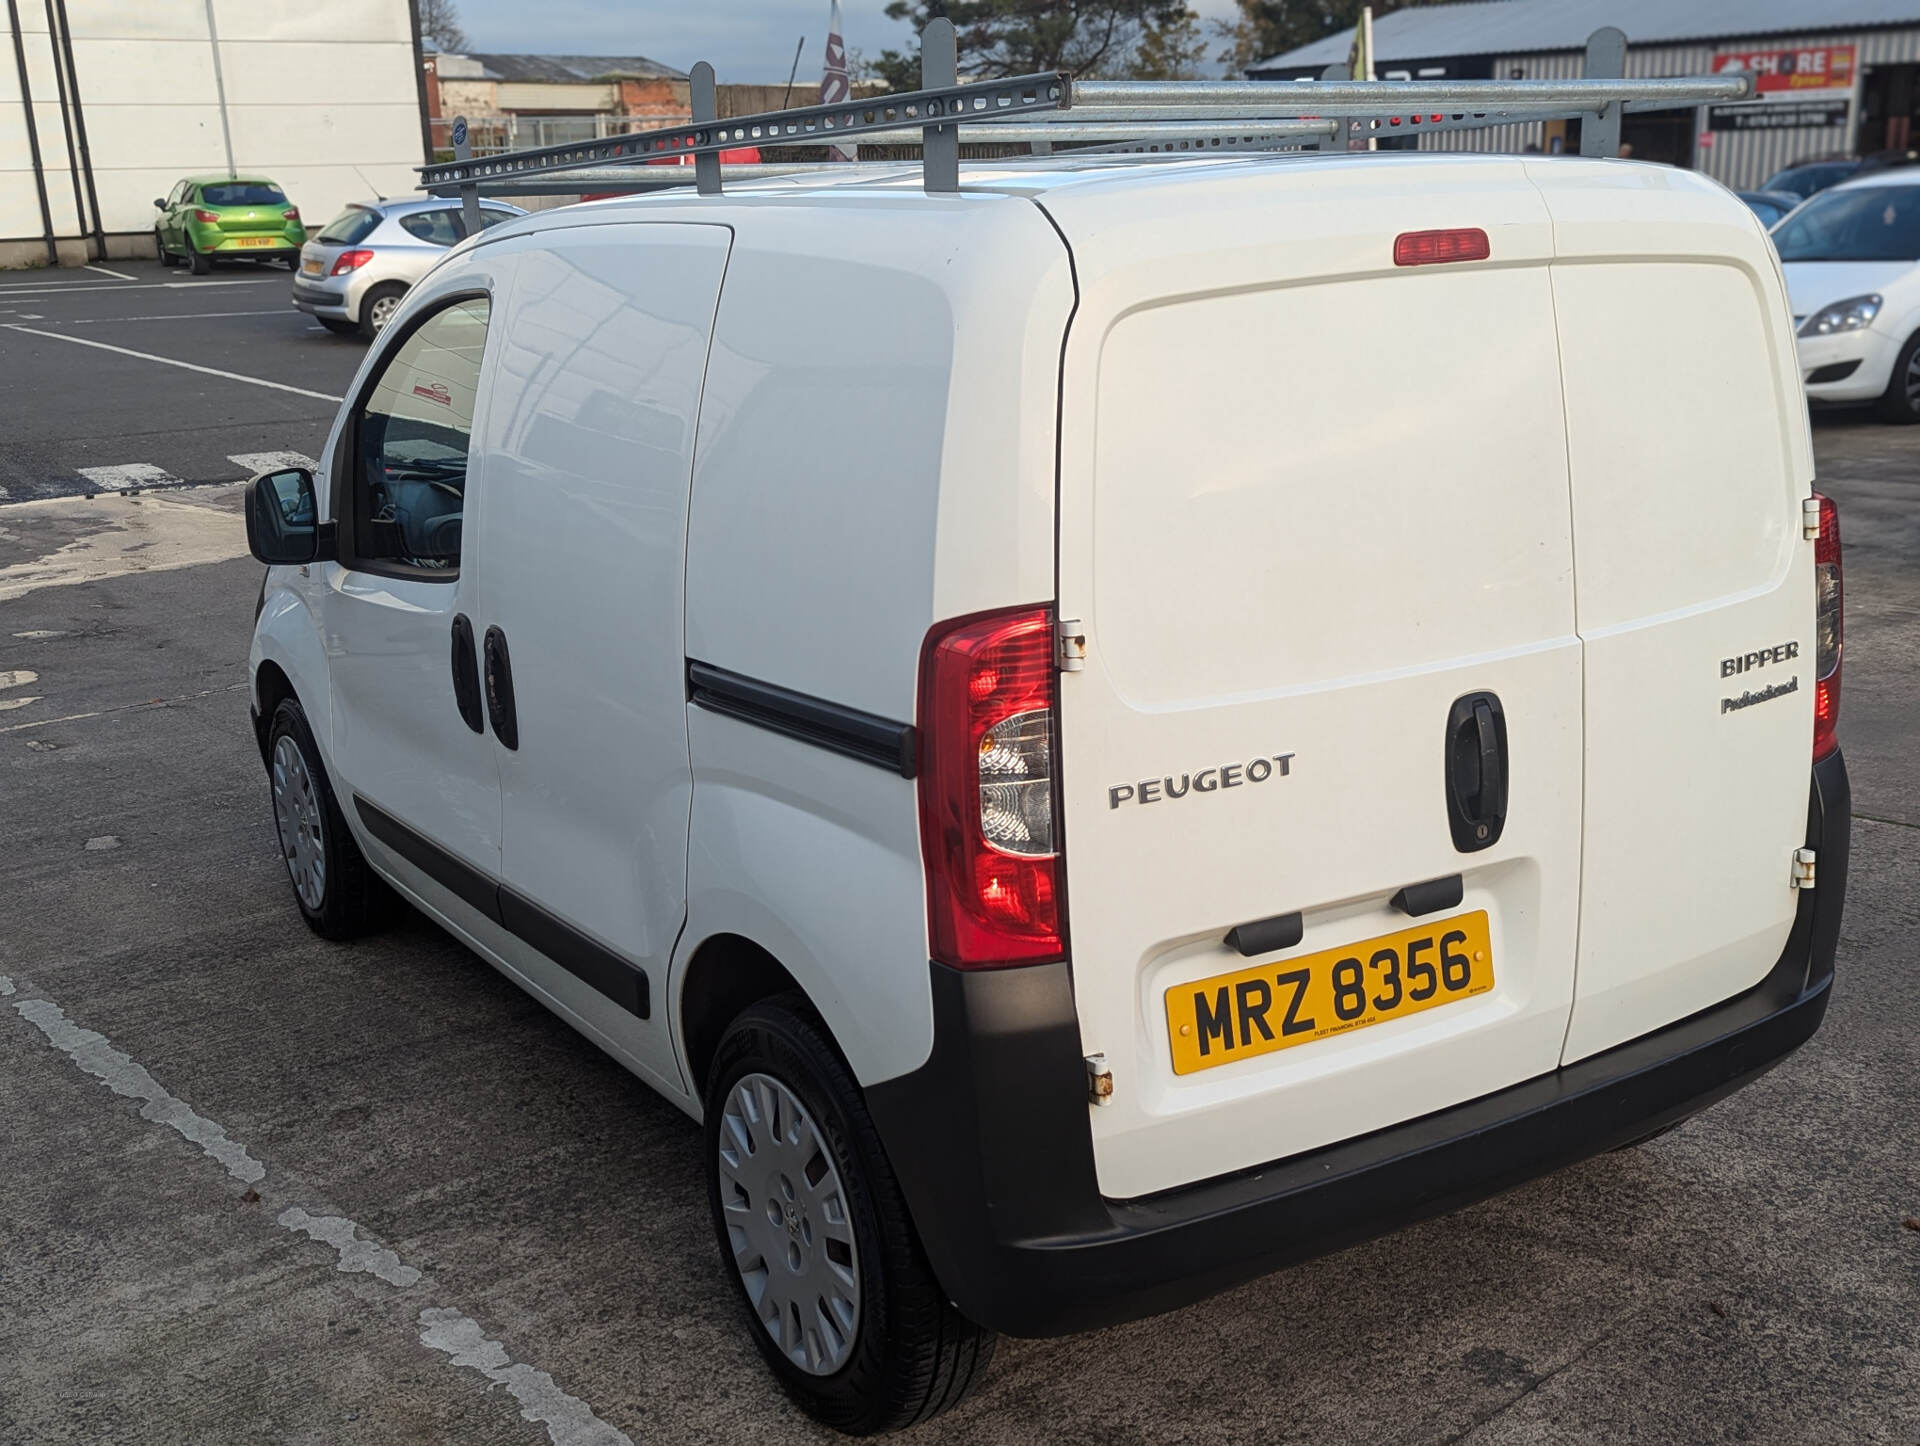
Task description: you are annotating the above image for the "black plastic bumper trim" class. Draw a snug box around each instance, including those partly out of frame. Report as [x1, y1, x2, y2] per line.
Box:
[1391, 873, 1464, 917]
[866, 751, 1850, 1338]
[352, 795, 648, 1018]
[1225, 910, 1303, 957]
[688, 660, 917, 778]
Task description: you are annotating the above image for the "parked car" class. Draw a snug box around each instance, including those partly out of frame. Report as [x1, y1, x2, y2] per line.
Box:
[1765, 149, 1920, 202]
[154, 175, 304, 273]
[1739, 189, 1802, 228]
[1777, 167, 1920, 419]
[243, 150, 1848, 1433]
[292, 198, 524, 339]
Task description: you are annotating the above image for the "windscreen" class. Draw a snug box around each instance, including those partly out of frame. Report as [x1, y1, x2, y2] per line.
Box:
[1774, 186, 1920, 261]
[1765, 163, 1855, 199]
[317, 207, 381, 245]
[200, 182, 286, 206]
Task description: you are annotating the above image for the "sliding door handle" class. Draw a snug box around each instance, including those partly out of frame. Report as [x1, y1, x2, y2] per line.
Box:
[483, 625, 519, 750]
[450, 614, 483, 734]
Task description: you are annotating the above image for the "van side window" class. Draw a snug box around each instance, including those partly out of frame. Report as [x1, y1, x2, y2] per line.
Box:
[349, 296, 490, 576]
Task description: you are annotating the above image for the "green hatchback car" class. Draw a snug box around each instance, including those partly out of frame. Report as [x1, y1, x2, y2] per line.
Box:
[154, 176, 306, 274]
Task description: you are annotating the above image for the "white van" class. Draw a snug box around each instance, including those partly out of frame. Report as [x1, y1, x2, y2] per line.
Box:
[245, 146, 1850, 1433]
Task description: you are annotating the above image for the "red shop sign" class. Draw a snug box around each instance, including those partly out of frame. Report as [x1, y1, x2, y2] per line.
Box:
[1712, 45, 1856, 94]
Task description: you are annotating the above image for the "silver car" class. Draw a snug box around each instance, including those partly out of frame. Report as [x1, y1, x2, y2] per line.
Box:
[292, 197, 524, 339]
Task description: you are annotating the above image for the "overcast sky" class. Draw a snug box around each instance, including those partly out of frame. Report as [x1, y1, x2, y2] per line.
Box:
[450, 0, 1247, 81]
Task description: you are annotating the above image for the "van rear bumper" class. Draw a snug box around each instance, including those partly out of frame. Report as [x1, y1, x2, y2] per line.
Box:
[867, 750, 1849, 1338]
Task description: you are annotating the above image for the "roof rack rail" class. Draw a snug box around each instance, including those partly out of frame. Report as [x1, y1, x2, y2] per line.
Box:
[419, 21, 1752, 210]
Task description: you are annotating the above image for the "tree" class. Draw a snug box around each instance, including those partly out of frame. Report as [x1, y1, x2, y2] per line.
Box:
[874, 1, 1194, 90]
[1218, 0, 1449, 74]
[417, 0, 469, 53]
[1133, 8, 1208, 80]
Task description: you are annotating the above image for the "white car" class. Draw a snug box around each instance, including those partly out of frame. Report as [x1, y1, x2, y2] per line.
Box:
[242, 147, 1850, 1433]
[1780, 166, 1920, 419]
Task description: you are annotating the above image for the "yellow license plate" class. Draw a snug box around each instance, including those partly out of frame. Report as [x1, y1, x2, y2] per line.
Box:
[233, 236, 277, 248]
[1166, 910, 1493, 1075]
[301, 257, 322, 275]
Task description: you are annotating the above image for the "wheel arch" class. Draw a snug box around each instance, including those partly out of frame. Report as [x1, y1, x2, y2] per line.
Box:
[677, 931, 815, 1100]
[250, 581, 334, 773]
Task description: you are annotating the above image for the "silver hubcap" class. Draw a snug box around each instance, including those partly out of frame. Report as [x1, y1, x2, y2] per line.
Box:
[369, 295, 399, 331]
[270, 734, 326, 911]
[717, 1072, 861, 1376]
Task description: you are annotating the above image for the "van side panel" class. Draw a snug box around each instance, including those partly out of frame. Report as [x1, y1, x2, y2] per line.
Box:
[1531, 164, 1818, 1063]
[680, 199, 1074, 1088]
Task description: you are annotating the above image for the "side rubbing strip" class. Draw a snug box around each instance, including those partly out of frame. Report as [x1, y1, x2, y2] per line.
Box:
[352, 796, 649, 1018]
[498, 887, 650, 1019]
[687, 660, 917, 778]
[355, 795, 503, 925]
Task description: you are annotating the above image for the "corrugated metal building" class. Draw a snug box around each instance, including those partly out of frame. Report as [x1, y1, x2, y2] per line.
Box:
[1249, 0, 1920, 191]
[3, 1, 428, 269]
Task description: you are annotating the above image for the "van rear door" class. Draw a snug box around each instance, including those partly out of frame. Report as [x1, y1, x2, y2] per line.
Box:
[1528, 163, 1818, 1063]
[1039, 159, 1585, 1201]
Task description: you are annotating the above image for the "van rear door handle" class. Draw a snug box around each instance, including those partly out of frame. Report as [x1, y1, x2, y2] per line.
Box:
[1445, 691, 1507, 852]
[483, 625, 519, 750]
[450, 614, 484, 734]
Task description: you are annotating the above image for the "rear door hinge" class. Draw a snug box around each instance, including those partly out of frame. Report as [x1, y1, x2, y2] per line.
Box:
[1791, 847, 1817, 889]
[1802, 496, 1822, 541]
[1084, 1052, 1113, 1106]
[1057, 618, 1087, 672]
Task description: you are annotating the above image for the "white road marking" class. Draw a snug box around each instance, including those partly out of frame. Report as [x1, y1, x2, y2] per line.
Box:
[2, 325, 343, 402]
[0, 489, 250, 603]
[230, 451, 318, 475]
[12, 630, 67, 639]
[84, 264, 137, 281]
[0, 670, 38, 688]
[11, 993, 266, 1183]
[0, 696, 42, 711]
[3, 977, 634, 1446]
[0, 278, 274, 297]
[0, 682, 247, 733]
[418, 1310, 636, 1446]
[66, 309, 291, 326]
[279, 1209, 423, 1287]
[77, 462, 181, 492]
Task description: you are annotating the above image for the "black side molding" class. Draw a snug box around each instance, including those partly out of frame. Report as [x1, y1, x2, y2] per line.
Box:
[687, 660, 917, 778]
[1225, 911, 1304, 957]
[352, 795, 647, 1018]
[1391, 874, 1464, 918]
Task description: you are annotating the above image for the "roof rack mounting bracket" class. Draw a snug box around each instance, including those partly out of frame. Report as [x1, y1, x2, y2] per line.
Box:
[922, 18, 959, 194]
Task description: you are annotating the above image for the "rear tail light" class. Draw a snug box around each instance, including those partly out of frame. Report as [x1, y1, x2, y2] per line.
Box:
[330, 249, 375, 277]
[1813, 491, 1842, 760]
[283, 208, 301, 222]
[191, 208, 219, 224]
[918, 605, 1066, 968]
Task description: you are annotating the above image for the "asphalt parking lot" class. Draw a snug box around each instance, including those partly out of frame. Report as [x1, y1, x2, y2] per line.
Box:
[1, 261, 1917, 1445]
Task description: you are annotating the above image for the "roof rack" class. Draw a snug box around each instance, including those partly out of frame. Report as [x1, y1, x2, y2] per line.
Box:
[420, 21, 1752, 218]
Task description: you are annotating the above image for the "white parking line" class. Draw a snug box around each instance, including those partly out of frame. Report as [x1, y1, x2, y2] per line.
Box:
[2, 325, 343, 402]
[0, 279, 277, 298]
[83, 264, 137, 281]
[77, 462, 181, 491]
[230, 451, 318, 474]
[0, 972, 634, 1446]
[67, 309, 292, 325]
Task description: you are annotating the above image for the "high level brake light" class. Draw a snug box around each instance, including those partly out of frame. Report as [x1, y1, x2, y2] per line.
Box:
[1813, 492, 1843, 760]
[330, 249, 376, 277]
[918, 605, 1066, 968]
[1394, 228, 1491, 266]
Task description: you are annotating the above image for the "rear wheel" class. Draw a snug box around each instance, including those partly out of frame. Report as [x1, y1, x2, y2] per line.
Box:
[318, 317, 360, 337]
[265, 697, 394, 939]
[358, 282, 406, 340]
[704, 998, 995, 1433]
[187, 241, 211, 276]
[1875, 330, 1920, 424]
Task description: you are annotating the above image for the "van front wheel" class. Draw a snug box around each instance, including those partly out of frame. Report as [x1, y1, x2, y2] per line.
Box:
[265, 697, 394, 939]
[704, 997, 995, 1433]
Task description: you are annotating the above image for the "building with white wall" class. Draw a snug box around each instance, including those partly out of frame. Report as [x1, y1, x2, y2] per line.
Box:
[2, 0, 427, 268]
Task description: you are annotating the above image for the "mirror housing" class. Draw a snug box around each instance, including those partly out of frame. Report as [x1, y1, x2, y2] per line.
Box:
[245, 467, 333, 566]
[152, 197, 166, 210]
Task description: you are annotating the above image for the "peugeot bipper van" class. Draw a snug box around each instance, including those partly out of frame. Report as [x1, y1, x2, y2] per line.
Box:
[244, 147, 1850, 1433]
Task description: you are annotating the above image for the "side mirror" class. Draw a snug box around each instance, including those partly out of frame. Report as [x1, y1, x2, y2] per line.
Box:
[153, 197, 166, 210]
[245, 467, 333, 565]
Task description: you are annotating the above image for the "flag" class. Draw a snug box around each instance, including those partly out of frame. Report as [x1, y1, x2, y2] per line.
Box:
[822, 0, 855, 162]
[1347, 5, 1376, 151]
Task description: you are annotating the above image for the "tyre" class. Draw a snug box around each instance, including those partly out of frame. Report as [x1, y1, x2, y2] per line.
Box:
[358, 282, 407, 340]
[1876, 330, 1920, 424]
[187, 241, 211, 276]
[319, 317, 360, 337]
[705, 997, 994, 1434]
[265, 697, 395, 939]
